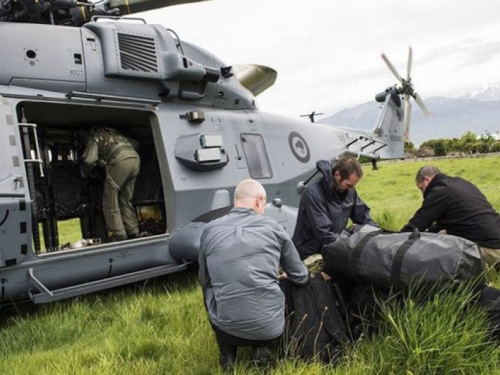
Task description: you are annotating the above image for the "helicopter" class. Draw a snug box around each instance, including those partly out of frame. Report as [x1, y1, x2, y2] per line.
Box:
[0, 0, 429, 306]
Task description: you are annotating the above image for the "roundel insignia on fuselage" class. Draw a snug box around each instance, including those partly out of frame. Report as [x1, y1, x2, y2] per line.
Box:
[288, 131, 310, 163]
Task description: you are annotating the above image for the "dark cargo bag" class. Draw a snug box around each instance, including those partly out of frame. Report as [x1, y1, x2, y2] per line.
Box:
[280, 274, 349, 362]
[479, 285, 500, 340]
[322, 225, 485, 292]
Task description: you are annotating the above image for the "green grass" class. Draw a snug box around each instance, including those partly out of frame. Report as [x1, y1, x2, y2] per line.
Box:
[370, 282, 500, 374]
[38, 218, 83, 252]
[3, 155, 500, 374]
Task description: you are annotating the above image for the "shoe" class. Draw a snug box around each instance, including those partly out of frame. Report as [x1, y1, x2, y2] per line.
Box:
[106, 234, 127, 243]
[128, 231, 150, 239]
[253, 346, 273, 367]
[219, 353, 236, 372]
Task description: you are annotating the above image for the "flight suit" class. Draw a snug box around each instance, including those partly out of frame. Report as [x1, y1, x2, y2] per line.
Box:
[81, 127, 140, 240]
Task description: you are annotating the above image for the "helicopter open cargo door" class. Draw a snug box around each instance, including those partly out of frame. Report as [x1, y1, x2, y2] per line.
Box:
[0, 97, 30, 266]
[15, 101, 170, 253]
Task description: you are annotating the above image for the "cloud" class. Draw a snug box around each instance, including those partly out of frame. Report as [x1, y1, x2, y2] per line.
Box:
[138, 0, 500, 118]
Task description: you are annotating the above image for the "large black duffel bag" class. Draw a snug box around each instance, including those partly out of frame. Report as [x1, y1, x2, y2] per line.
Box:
[322, 225, 485, 291]
[479, 286, 500, 340]
[280, 274, 350, 362]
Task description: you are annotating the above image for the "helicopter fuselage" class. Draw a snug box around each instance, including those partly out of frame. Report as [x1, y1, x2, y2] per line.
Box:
[0, 19, 405, 305]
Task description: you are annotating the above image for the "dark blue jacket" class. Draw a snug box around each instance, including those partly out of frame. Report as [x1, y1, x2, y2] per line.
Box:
[292, 160, 377, 259]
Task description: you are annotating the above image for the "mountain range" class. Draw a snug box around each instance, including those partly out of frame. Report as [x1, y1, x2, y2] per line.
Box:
[319, 85, 500, 146]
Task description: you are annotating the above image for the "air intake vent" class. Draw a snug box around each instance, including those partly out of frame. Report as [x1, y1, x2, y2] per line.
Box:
[117, 33, 158, 73]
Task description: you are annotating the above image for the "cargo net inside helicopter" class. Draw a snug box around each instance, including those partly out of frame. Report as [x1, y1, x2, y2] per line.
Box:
[18, 102, 167, 253]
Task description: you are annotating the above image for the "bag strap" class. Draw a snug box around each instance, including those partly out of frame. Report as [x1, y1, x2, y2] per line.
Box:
[290, 281, 312, 340]
[390, 230, 420, 287]
[310, 277, 349, 343]
[349, 230, 383, 281]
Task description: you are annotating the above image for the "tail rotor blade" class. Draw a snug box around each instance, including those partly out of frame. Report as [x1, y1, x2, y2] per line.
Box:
[381, 53, 403, 84]
[407, 47, 413, 81]
[380, 48, 430, 134]
[413, 92, 431, 117]
[403, 94, 412, 138]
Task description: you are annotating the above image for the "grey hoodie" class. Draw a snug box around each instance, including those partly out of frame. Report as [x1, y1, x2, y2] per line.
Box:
[199, 207, 308, 340]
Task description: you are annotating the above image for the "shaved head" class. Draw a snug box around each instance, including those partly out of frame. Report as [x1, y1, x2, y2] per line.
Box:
[234, 179, 267, 215]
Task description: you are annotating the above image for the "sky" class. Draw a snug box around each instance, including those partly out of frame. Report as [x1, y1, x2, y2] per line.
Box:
[138, 0, 500, 120]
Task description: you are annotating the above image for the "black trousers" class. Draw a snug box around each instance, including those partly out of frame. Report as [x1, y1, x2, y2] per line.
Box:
[210, 323, 279, 357]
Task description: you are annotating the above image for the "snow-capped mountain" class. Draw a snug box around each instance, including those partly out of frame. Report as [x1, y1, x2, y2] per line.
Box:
[459, 85, 500, 101]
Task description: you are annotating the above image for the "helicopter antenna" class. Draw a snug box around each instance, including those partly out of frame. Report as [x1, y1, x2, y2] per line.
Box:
[381, 47, 430, 139]
[300, 111, 323, 123]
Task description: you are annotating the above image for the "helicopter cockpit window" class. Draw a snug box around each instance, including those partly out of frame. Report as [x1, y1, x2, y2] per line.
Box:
[240, 134, 272, 179]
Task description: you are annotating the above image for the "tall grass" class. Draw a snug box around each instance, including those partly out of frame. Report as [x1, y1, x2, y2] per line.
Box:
[2, 156, 500, 374]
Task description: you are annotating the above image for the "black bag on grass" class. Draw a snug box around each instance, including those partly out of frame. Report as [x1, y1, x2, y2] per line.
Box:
[322, 225, 485, 292]
[280, 274, 349, 362]
[479, 285, 500, 340]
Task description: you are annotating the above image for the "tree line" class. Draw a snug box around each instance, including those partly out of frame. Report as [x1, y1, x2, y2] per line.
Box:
[405, 131, 500, 157]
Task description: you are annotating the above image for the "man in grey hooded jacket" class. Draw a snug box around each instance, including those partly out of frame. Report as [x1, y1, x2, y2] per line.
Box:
[292, 157, 377, 259]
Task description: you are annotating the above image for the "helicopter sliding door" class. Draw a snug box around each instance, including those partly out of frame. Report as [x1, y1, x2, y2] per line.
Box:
[0, 99, 30, 267]
[16, 101, 168, 253]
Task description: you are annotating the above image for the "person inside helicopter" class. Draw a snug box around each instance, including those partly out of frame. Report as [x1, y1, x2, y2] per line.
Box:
[80, 126, 141, 242]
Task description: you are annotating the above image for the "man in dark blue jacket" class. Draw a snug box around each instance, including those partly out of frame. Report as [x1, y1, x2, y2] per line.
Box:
[292, 157, 377, 259]
[401, 165, 500, 266]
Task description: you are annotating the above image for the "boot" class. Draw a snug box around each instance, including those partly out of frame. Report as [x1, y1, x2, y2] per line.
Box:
[253, 346, 273, 367]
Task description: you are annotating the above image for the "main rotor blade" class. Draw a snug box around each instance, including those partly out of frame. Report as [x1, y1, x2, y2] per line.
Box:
[413, 92, 431, 117]
[381, 53, 403, 84]
[403, 94, 412, 139]
[407, 47, 413, 81]
[110, 0, 211, 15]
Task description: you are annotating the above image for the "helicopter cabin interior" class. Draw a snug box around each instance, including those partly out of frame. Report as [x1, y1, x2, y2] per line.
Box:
[17, 101, 167, 253]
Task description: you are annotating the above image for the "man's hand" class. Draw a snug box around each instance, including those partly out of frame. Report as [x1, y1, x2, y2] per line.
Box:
[320, 271, 331, 281]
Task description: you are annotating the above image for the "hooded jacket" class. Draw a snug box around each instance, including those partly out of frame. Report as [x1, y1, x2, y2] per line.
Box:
[401, 173, 500, 248]
[292, 160, 377, 259]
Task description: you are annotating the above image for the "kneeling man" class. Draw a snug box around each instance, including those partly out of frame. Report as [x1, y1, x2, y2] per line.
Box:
[199, 179, 308, 370]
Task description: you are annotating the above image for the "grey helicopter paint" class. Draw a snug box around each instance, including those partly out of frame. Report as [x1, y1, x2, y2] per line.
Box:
[0, 0, 429, 305]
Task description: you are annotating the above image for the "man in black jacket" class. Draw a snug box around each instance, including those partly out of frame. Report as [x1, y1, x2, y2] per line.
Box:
[401, 165, 500, 266]
[292, 157, 377, 260]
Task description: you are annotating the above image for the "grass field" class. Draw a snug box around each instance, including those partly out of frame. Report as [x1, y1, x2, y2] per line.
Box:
[2, 155, 500, 374]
